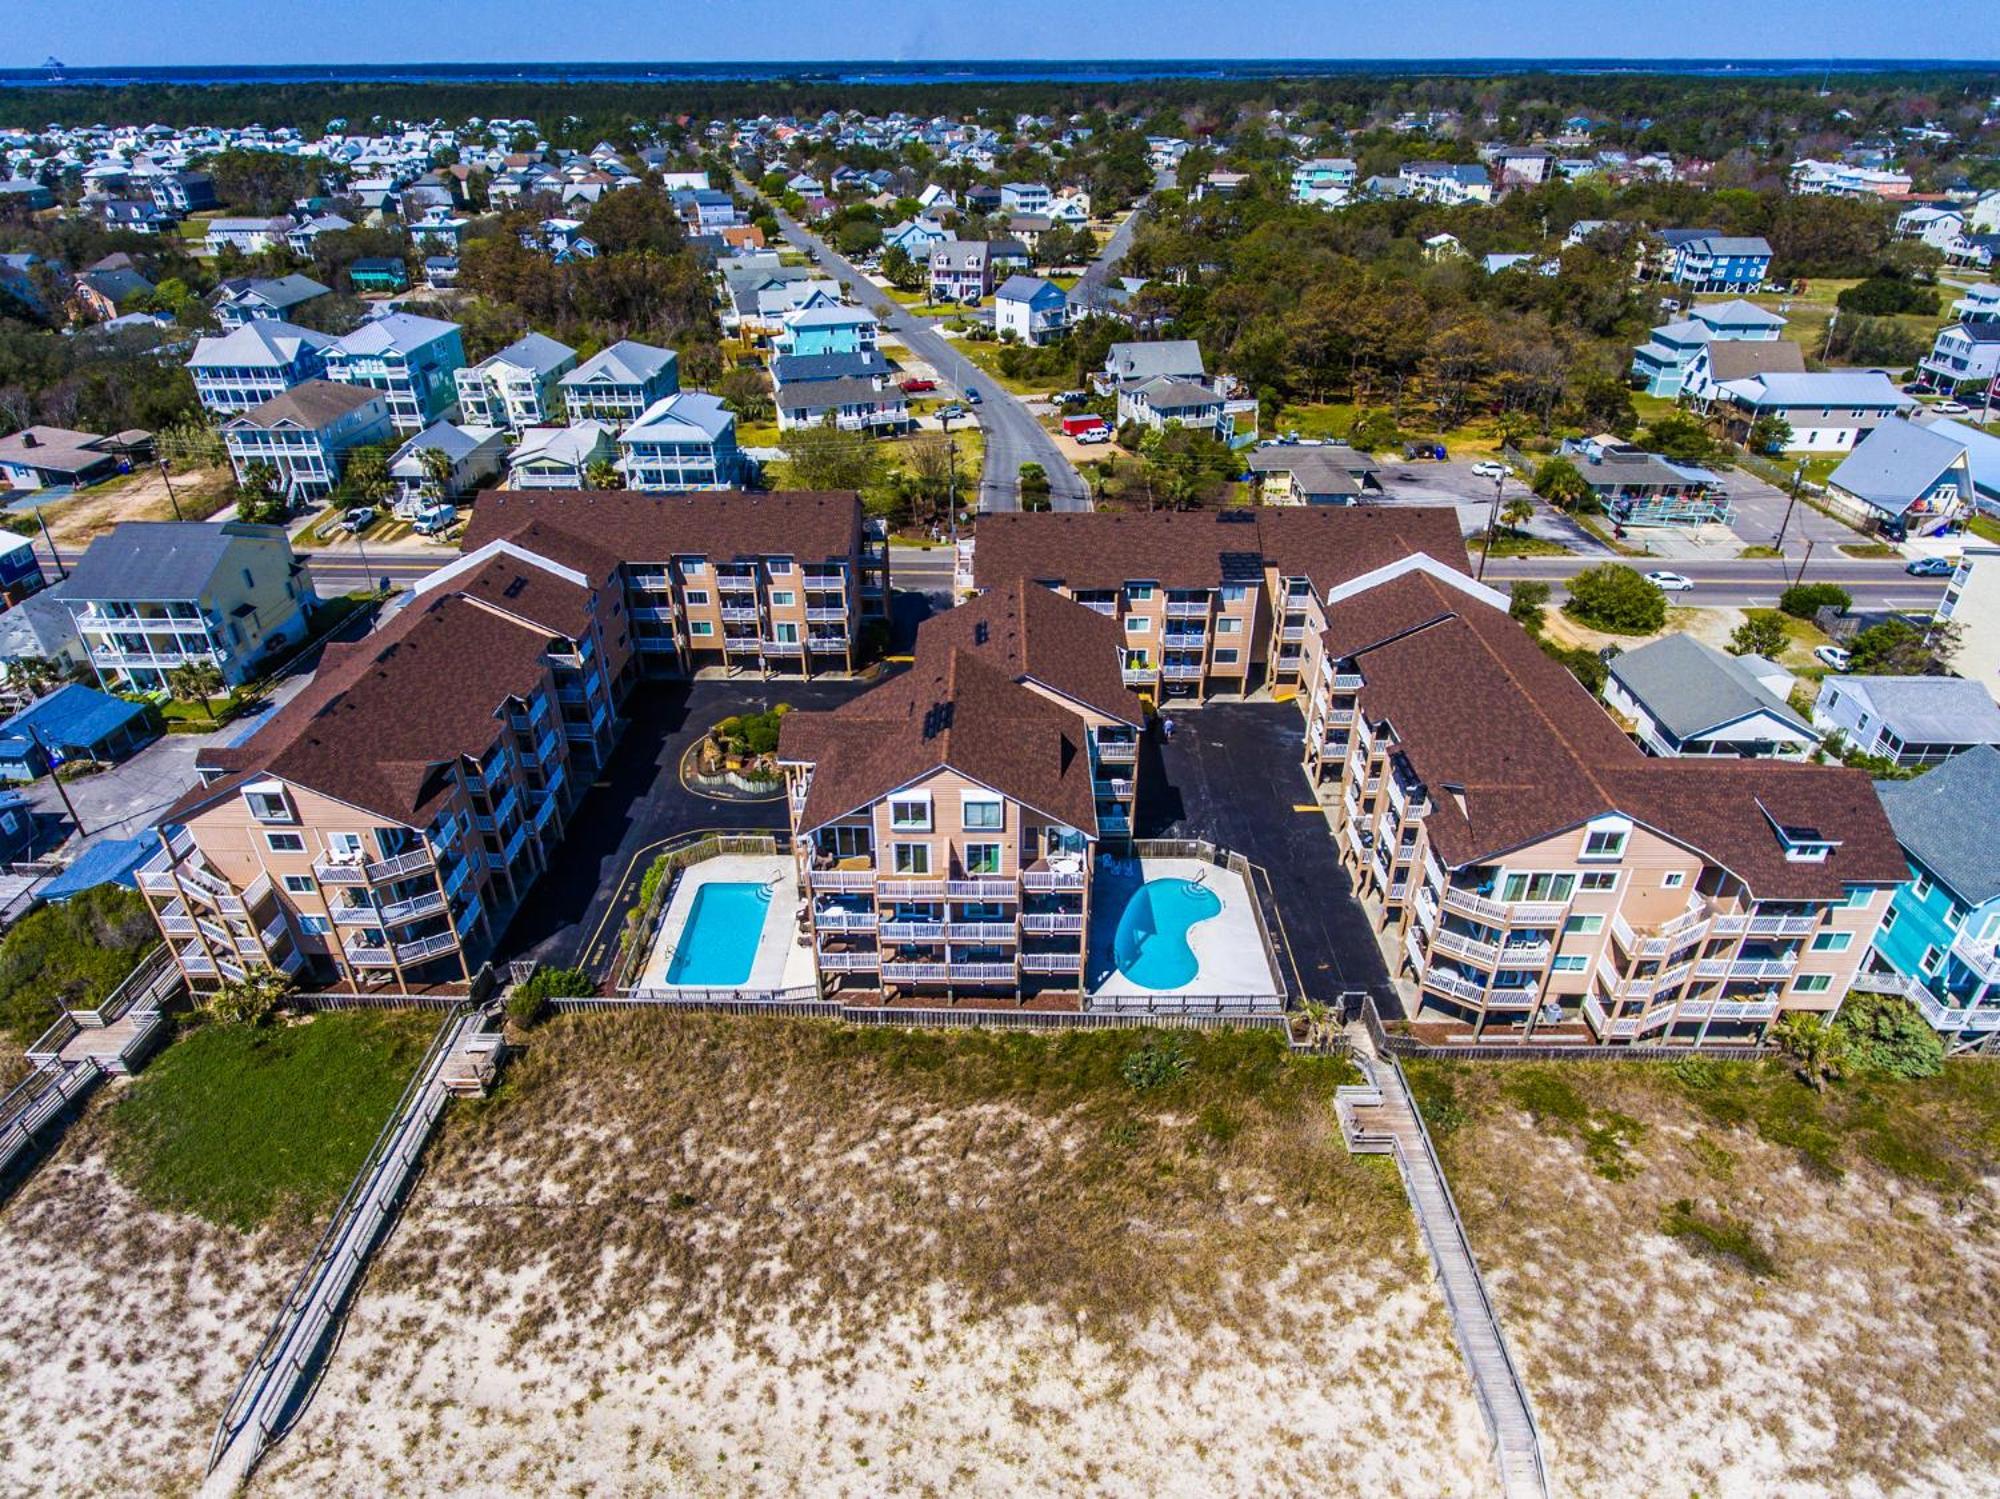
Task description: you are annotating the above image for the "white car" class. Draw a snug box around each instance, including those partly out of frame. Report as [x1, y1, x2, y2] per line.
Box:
[1813, 644, 1852, 672]
[1934, 400, 1970, 416]
[1470, 460, 1510, 481]
[1644, 570, 1694, 593]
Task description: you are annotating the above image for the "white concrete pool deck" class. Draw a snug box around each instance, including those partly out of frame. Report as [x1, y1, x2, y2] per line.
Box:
[639, 853, 815, 994]
[1085, 856, 1283, 1005]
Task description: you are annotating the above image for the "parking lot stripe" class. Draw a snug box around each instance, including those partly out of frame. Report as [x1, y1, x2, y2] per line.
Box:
[1291, 803, 1323, 812]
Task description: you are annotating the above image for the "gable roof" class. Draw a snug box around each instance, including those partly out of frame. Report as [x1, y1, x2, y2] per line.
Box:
[474, 330, 575, 377]
[1722, 371, 1912, 410]
[1608, 633, 1813, 741]
[1692, 298, 1787, 329]
[189, 319, 335, 369]
[771, 350, 890, 386]
[332, 311, 459, 357]
[462, 489, 860, 570]
[1876, 744, 2000, 905]
[226, 378, 382, 431]
[61, 521, 288, 602]
[1830, 420, 1969, 514]
[1827, 676, 2000, 744]
[923, 580, 1141, 728]
[1106, 339, 1204, 383]
[622, 390, 734, 440]
[1698, 339, 1806, 383]
[559, 339, 676, 388]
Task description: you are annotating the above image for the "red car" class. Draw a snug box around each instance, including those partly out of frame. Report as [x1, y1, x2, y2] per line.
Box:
[899, 378, 938, 394]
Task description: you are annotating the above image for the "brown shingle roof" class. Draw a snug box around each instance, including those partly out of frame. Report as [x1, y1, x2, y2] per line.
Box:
[1700, 340, 1805, 383]
[228, 378, 382, 430]
[1332, 571, 1904, 899]
[972, 507, 1468, 594]
[921, 579, 1141, 726]
[461, 489, 863, 572]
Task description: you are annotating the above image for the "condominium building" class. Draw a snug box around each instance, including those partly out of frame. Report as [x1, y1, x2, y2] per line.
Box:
[323, 312, 467, 432]
[779, 581, 1144, 1003]
[453, 331, 577, 429]
[138, 546, 615, 993]
[559, 339, 679, 423]
[58, 521, 314, 693]
[221, 380, 394, 502]
[187, 319, 335, 415]
[972, 507, 1468, 703]
[1300, 563, 1903, 1044]
[461, 489, 890, 680]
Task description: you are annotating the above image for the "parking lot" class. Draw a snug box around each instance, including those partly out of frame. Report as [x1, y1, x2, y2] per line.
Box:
[1370, 458, 1609, 554]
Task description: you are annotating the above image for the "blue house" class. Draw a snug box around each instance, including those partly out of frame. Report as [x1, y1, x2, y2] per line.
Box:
[774, 304, 880, 358]
[1864, 746, 2000, 1049]
[324, 313, 467, 432]
[0, 684, 157, 782]
[1630, 298, 1789, 397]
[1661, 231, 1773, 293]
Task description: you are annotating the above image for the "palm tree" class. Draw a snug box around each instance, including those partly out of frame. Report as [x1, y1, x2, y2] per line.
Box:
[416, 444, 455, 502]
[4, 655, 63, 706]
[167, 660, 226, 723]
[1500, 495, 1536, 536]
[1773, 1012, 1847, 1093]
[584, 458, 621, 491]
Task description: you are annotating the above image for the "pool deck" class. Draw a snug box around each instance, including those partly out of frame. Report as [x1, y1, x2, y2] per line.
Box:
[1085, 856, 1283, 1006]
[638, 853, 816, 994]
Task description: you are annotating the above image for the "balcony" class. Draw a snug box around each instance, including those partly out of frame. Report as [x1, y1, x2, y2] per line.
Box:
[1021, 912, 1084, 934]
[809, 868, 877, 892]
[882, 962, 949, 983]
[1021, 952, 1082, 973]
[813, 907, 878, 932]
[629, 572, 672, 591]
[1164, 599, 1210, 618]
[946, 878, 1016, 899]
[328, 900, 378, 927]
[1161, 663, 1205, 681]
[806, 607, 847, 623]
[1694, 955, 1798, 982]
[1949, 929, 2000, 983]
[720, 606, 760, 624]
[1442, 884, 1567, 926]
[1432, 928, 1499, 967]
[881, 920, 946, 940]
[760, 638, 805, 655]
[1280, 625, 1307, 642]
[379, 889, 447, 924]
[157, 901, 195, 936]
[879, 878, 949, 900]
[1121, 666, 1158, 686]
[1094, 739, 1138, 764]
[1673, 996, 1781, 1023]
[1610, 902, 1712, 959]
[1093, 778, 1133, 800]
[345, 930, 460, 969]
[818, 949, 881, 972]
[1331, 672, 1365, 691]
[948, 962, 1016, 982]
[1021, 868, 1086, 892]
[947, 922, 1017, 941]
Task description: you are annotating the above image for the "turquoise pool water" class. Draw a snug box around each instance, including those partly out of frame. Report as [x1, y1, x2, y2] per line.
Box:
[666, 881, 774, 986]
[1112, 877, 1223, 990]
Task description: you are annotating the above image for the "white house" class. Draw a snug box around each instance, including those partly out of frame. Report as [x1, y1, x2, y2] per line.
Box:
[1604, 634, 1817, 759]
[993, 275, 1068, 346]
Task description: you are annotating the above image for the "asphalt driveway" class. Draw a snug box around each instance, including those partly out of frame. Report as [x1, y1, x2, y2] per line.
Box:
[1135, 702, 1396, 1012]
[497, 677, 871, 976]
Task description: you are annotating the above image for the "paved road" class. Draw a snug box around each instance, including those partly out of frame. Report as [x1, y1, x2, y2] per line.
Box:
[1070, 189, 1155, 310]
[1480, 555, 1948, 612]
[743, 177, 1088, 514]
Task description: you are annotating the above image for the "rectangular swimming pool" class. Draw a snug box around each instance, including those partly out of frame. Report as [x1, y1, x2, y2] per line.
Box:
[665, 881, 775, 986]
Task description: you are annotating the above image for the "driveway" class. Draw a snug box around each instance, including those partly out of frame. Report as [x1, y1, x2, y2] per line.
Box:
[1135, 702, 1397, 1012]
[745, 179, 1088, 514]
[496, 677, 872, 977]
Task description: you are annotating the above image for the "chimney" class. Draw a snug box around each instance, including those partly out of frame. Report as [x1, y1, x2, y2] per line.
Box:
[18, 431, 35, 449]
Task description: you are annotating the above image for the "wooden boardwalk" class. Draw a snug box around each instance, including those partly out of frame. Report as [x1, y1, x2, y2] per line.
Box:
[1337, 1036, 1550, 1499]
[203, 1005, 500, 1494]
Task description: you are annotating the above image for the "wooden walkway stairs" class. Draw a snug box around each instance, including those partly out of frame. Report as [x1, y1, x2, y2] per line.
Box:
[1337, 1032, 1550, 1499]
[201, 1002, 505, 1494]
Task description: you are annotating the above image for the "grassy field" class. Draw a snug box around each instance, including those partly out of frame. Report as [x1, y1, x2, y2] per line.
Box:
[105, 1010, 439, 1231]
[258, 1012, 1496, 1495]
[1269, 401, 1509, 457]
[957, 338, 1072, 396]
[1409, 1057, 2000, 1496]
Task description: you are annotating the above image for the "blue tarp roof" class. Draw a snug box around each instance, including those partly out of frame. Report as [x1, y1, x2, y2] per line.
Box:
[0, 684, 149, 760]
[40, 837, 153, 898]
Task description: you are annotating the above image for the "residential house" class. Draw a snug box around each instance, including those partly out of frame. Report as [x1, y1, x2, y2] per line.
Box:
[770, 350, 891, 391]
[1828, 420, 1975, 534]
[559, 340, 679, 424]
[324, 312, 467, 432]
[506, 422, 620, 490]
[929, 241, 993, 304]
[999, 182, 1051, 214]
[203, 217, 294, 256]
[1716, 371, 1913, 452]
[453, 332, 578, 430]
[1605, 635, 1817, 759]
[0, 426, 134, 491]
[0, 531, 46, 606]
[1629, 297, 1789, 397]
[286, 213, 355, 255]
[347, 258, 410, 293]
[1939, 546, 2000, 702]
[188, 320, 335, 415]
[388, 420, 507, 510]
[1243, 446, 1383, 505]
[776, 377, 910, 435]
[774, 303, 880, 358]
[213, 274, 330, 328]
[58, 521, 314, 693]
[1896, 204, 1968, 252]
[778, 581, 1145, 1003]
[1920, 293, 2000, 395]
[72, 267, 155, 323]
[1680, 337, 1806, 410]
[1813, 676, 2000, 767]
[221, 380, 395, 503]
[1861, 746, 2000, 1049]
[148, 171, 216, 215]
[1398, 162, 1494, 205]
[617, 393, 746, 490]
[1047, 189, 1092, 225]
[1559, 435, 1732, 527]
[993, 275, 1067, 346]
[1660, 231, 1772, 292]
[1291, 158, 1357, 206]
[0, 685, 156, 781]
[884, 217, 949, 257]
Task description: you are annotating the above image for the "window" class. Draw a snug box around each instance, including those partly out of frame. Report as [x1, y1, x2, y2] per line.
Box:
[1126, 584, 1154, 602]
[1124, 617, 1150, 634]
[893, 842, 931, 875]
[1563, 914, 1604, 935]
[1580, 871, 1618, 892]
[770, 590, 795, 607]
[282, 874, 315, 894]
[1662, 871, 1686, 889]
[682, 559, 706, 577]
[265, 831, 305, 853]
[1220, 584, 1247, 603]
[1501, 871, 1576, 904]
[1793, 973, 1833, 994]
[1811, 931, 1853, 952]
[890, 795, 932, 830]
[1913, 873, 1933, 901]
[1551, 955, 1588, 973]
[684, 589, 709, 606]
[767, 558, 793, 575]
[1943, 904, 1964, 931]
[1879, 904, 1898, 934]
[1216, 617, 1242, 634]
[962, 797, 1003, 830]
[1582, 828, 1627, 859]
[299, 915, 330, 935]
[689, 620, 714, 637]
[963, 843, 1001, 874]
[1920, 945, 1944, 976]
[244, 787, 292, 823]
[1213, 648, 1239, 664]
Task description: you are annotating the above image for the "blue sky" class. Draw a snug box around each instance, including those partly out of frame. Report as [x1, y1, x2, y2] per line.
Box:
[11, 0, 2000, 67]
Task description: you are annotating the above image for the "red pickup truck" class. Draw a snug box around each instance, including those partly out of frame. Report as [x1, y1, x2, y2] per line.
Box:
[898, 378, 938, 394]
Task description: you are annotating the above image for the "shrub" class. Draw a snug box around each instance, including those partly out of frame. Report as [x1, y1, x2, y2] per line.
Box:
[204, 970, 293, 1027]
[1728, 612, 1789, 658]
[1778, 582, 1850, 620]
[506, 987, 551, 1030]
[1508, 579, 1550, 634]
[1346, 408, 1401, 451]
[1120, 1036, 1191, 1091]
[1563, 564, 1667, 635]
[0, 884, 158, 1045]
[1835, 992, 1944, 1080]
[1661, 1198, 1779, 1278]
[1531, 455, 1592, 510]
[1539, 638, 1608, 695]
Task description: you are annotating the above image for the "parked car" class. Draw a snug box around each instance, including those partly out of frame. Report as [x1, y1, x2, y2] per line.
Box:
[1901, 381, 1935, 395]
[1052, 390, 1090, 406]
[935, 403, 966, 421]
[1813, 644, 1853, 672]
[339, 506, 377, 533]
[1644, 570, 1694, 593]
[1074, 427, 1111, 445]
[899, 378, 937, 394]
[1934, 400, 1971, 416]
[1905, 556, 1956, 577]
[1470, 460, 1510, 481]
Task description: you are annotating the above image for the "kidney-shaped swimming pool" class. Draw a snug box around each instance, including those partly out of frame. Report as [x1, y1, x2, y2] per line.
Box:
[1111, 876, 1223, 990]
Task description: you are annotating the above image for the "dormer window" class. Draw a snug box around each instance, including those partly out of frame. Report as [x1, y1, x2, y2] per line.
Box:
[1580, 815, 1630, 861]
[1759, 799, 1841, 864]
[243, 782, 294, 823]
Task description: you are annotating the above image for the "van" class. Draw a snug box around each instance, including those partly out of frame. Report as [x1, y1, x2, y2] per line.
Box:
[413, 503, 458, 537]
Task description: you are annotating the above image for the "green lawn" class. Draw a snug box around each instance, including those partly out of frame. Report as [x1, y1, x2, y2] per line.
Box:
[107, 1010, 441, 1230]
[957, 340, 1069, 396]
[0, 887, 158, 1048]
[1968, 513, 2000, 546]
[1480, 530, 1574, 558]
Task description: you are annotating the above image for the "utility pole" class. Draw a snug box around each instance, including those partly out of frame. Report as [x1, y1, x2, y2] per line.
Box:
[1475, 472, 1505, 582]
[30, 724, 85, 837]
[1773, 459, 1806, 554]
[1791, 537, 1816, 587]
[33, 504, 65, 580]
[157, 457, 184, 522]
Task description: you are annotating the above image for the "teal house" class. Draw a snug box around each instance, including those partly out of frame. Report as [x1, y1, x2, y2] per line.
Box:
[1630, 298, 1788, 397]
[1861, 745, 2000, 1050]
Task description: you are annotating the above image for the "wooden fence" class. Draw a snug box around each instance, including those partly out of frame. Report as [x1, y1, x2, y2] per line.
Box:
[1357, 994, 1770, 1063]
